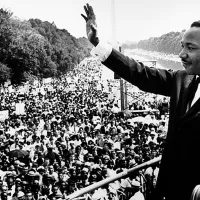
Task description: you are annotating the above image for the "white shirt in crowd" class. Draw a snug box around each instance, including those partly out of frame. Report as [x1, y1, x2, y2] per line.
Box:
[129, 191, 145, 200]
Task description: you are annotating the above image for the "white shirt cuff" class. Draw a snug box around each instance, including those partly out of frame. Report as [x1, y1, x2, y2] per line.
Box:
[90, 41, 112, 62]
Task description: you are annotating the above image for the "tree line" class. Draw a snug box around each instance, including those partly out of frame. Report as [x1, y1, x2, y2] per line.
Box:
[122, 30, 186, 55]
[0, 8, 92, 84]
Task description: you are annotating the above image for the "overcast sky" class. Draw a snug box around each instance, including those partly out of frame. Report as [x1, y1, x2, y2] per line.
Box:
[1, 0, 200, 43]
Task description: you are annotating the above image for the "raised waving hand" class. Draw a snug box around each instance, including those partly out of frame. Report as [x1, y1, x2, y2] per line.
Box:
[81, 4, 99, 46]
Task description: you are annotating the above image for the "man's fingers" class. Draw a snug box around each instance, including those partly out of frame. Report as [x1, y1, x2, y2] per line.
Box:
[87, 4, 96, 20]
[84, 5, 89, 17]
[81, 14, 88, 21]
[88, 4, 95, 17]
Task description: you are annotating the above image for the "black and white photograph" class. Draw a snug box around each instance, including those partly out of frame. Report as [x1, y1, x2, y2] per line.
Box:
[0, 0, 200, 200]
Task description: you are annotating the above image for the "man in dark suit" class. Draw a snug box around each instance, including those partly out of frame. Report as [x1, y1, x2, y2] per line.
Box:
[81, 4, 200, 200]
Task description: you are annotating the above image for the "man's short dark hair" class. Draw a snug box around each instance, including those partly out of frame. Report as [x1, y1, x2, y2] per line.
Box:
[191, 20, 200, 28]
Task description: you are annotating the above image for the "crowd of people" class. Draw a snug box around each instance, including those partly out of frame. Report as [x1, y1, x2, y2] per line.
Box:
[0, 58, 169, 200]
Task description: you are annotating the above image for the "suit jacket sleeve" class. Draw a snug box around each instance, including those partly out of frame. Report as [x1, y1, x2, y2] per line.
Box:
[102, 48, 177, 97]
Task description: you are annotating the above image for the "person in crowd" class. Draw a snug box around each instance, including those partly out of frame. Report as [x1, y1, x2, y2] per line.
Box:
[129, 180, 145, 200]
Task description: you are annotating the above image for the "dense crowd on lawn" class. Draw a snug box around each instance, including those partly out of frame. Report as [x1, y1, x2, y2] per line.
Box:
[0, 58, 169, 200]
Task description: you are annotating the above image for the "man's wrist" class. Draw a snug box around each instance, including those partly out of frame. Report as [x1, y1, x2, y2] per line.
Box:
[90, 41, 112, 62]
[91, 37, 100, 47]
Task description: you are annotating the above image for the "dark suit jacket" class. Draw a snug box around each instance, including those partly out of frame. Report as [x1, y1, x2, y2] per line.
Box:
[102, 49, 200, 200]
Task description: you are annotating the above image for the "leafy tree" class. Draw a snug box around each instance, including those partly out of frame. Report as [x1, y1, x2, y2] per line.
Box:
[6, 18, 53, 83]
[29, 19, 92, 75]
[0, 62, 11, 83]
[0, 9, 92, 84]
[135, 31, 184, 55]
[0, 8, 13, 64]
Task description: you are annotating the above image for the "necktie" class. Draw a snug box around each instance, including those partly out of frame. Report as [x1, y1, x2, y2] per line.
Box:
[188, 77, 200, 109]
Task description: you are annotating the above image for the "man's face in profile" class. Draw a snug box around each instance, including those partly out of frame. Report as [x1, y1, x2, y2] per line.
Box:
[180, 27, 200, 75]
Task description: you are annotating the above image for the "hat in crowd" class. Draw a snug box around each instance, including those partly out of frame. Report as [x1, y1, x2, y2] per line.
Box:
[129, 159, 137, 167]
[106, 169, 116, 177]
[39, 196, 47, 200]
[131, 180, 141, 188]
[2, 182, 8, 187]
[14, 160, 20, 165]
[26, 191, 32, 195]
[62, 166, 68, 170]
[7, 165, 15, 171]
[15, 178, 22, 183]
[76, 160, 83, 166]
[84, 162, 92, 167]
[103, 155, 110, 160]
[19, 162, 26, 168]
[33, 180, 39, 185]
[47, 144, 54, 149]
[92, 188, 107, 200]
[54, 193, 63, 199]
[7, 172, 16, 177]
[116, 150, 124, 154]
[92, 164, 101, 170]
[69, 166, 76, 171]
[87, 153, 93, 158]
[37, 166, 45, 172]
[0, 135, 5, 140]
[127, 119, 135, 127]
[82, 167, 89, 173]
[22, 181, 29, 185]
[17, 191, 25, 198]
[28, 171, 36, 176]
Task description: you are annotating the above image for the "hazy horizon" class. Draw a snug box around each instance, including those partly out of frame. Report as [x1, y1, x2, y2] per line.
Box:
[1, 0, 199, 43]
